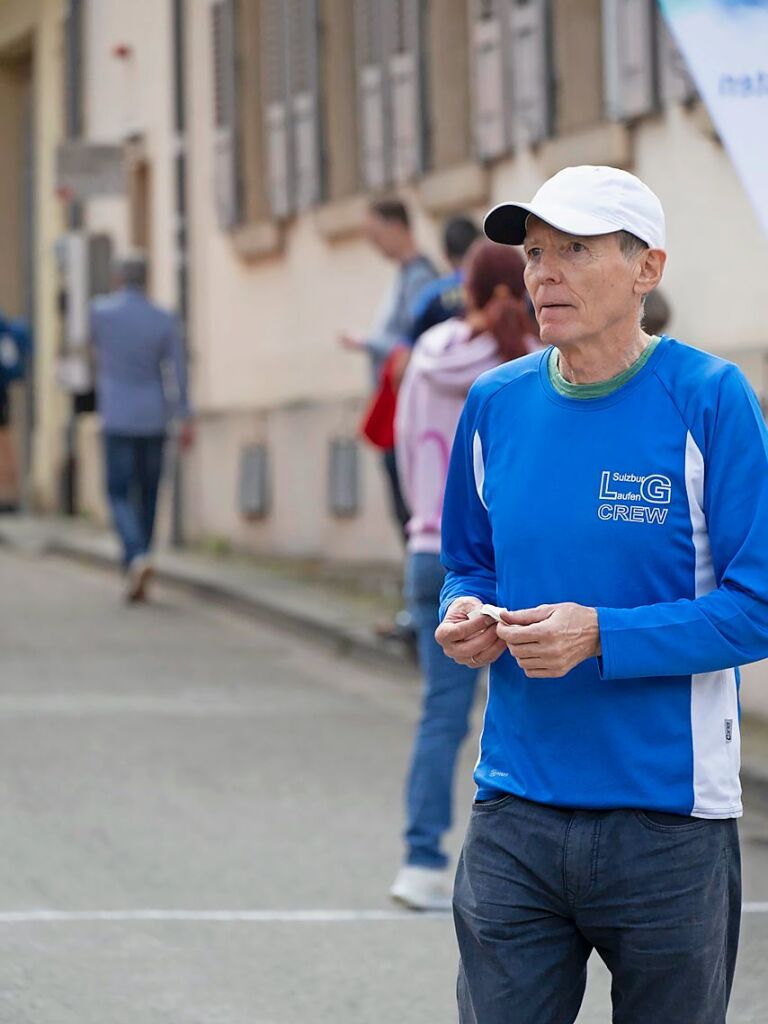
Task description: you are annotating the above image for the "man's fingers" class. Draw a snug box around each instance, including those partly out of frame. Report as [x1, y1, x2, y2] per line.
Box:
[443, 629, 505, 664]
[457, 637, 507, 668]
[499, 605, 554, 627]
[437, 617, 495, 645]
[497, 621, 548, 646]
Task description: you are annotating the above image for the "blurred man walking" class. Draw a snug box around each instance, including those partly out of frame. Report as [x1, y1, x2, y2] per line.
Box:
[90, 253, 192, 602]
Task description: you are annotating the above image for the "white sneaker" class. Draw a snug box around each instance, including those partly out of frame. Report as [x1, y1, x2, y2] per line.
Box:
[125, 555, 153, 603]
[390, 865, 453, 912]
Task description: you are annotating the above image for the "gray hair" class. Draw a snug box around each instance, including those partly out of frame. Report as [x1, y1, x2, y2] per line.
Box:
[615, 231, 650, 322]
[114, 251, 148, 289]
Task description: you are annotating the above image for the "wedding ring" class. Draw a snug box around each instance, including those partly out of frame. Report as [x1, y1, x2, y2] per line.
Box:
[470, 655, 478, 666]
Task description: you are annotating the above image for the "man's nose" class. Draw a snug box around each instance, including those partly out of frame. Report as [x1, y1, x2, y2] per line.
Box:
[532, 251, 562, 284]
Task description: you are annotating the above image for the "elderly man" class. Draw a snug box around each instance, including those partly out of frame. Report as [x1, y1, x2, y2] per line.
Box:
[436, 165, 768, 1024]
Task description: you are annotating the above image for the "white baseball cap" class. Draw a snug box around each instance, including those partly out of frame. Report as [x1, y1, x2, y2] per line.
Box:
[484, 165, 666, 250]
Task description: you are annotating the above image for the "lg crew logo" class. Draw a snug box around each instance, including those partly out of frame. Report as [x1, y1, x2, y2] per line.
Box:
[597, 471, 671, 525]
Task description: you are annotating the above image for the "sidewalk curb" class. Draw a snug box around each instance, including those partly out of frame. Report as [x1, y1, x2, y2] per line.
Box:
[0, 525, 417, 678]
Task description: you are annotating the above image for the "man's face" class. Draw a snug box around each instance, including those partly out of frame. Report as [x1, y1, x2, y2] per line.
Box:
[364, 213, 401, 260]
[523, 217, 639, 347]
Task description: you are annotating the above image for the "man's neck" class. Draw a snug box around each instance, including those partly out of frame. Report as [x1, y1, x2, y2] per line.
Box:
[396, 242, 419, 267]
[557, 326, 651, 385]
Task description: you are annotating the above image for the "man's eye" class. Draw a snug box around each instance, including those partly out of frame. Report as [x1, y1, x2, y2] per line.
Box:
[571, 242, 587, 253]
[526, 248, 542, 259]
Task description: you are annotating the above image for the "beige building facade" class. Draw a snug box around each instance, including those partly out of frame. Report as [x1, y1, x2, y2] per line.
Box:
[66, 1, 768, 569]
[0, 0, 67, 510]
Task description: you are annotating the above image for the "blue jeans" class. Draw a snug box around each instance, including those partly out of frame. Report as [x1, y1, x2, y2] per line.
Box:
[104, 434, 165, 567]
[454, 793, 741, 1024]
[403, 552, 479, 868]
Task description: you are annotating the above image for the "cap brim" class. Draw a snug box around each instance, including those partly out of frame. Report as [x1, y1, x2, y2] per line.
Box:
[484, 201, 625, 246]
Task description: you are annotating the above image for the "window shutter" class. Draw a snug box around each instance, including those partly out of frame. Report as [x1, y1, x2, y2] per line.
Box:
[354, 0, 389, 190]
[210, 0, 241, 228]
[262, 0, 292, 218]
[470, 0, 508, 160]
[603, 0, 656, 120]
[287, 0, 322, 210]
[657, 11, 696, 105]
[506, 0, 552, 146]
[387, 0, 424, 185]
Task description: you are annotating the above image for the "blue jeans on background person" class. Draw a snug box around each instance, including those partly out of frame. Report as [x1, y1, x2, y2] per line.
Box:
[454, 792, 741, 1024]
[104, 434, 165, 567]
[403, 551, 479, 869]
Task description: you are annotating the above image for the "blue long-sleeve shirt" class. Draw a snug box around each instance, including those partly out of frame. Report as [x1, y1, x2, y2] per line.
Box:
[440, 336, 768, 818]
[90, 288, 190, 436]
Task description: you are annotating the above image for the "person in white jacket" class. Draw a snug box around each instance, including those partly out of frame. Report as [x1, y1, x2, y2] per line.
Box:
[390, 240, 538, 910]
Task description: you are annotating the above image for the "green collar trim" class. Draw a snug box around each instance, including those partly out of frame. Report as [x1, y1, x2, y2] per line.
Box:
[548, 336, 661, 399]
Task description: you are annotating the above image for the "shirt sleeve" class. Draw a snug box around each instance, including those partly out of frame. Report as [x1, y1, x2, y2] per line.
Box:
[439, 387, 498, 619]
[598, 365, 768, 679]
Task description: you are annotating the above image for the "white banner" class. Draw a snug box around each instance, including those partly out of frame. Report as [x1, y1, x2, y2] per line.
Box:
[659, 0, 768, 236]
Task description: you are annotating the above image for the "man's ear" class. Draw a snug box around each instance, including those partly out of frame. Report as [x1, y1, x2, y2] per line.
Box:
[635, 249, 666, 297]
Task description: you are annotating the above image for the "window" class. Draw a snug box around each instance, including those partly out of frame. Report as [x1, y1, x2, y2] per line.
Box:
[469, 0, 554, 161]
[210, 0, 242, 228]
[261, 0, 324, 217]
[552, 0, 604, 135]
[602, 0, 656, 120]
[353, 0, 427, 189]
[656, 7, 697, 106]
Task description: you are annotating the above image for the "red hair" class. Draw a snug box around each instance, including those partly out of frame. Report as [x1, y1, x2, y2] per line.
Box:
[463, 240, 537, 361]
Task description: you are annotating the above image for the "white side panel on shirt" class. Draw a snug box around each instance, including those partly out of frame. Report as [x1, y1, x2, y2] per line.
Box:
[685, 431, 742, 817]
[472, 430, 488, 510]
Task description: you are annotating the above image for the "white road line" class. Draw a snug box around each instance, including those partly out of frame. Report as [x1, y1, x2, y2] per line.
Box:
[0, 909, 449, 924]
[0, 905, 765, 924]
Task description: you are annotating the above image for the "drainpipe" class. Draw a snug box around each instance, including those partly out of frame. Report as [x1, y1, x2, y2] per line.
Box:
[62, 0, 85, 516]
[170, 0, 189, 547]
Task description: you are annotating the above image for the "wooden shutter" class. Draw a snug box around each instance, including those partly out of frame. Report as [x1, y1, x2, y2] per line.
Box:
[603, 0, 656, 120]
[262, 0, 292, 218]
[657, 10, 696, 105]
[470, 0, 508, 160]
[354, 0, 389, 190]
[211, 0, 241, 228]
[506, 0, 552, 146]
[388, 0, 424, 184]
[287, 0, 322, 210]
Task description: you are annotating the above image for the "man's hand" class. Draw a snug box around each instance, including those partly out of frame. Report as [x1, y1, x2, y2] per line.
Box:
[178, 419, 195, 451]
[496, 603, 601, 679]
[435, 597, 508, 668]
[338, 332, 367, 352]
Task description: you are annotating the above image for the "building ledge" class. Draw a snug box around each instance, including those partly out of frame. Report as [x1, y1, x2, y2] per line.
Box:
[314, 194, 369, 243]
[418, 162, 490, 215]
[539, 122, 633, 176]
[230, 220, 284, 263]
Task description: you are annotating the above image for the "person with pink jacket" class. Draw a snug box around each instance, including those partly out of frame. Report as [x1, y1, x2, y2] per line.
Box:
[390, 240, 539, 910]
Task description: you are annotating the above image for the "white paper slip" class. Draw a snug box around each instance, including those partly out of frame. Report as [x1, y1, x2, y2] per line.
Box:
[468, 604, 506, 623]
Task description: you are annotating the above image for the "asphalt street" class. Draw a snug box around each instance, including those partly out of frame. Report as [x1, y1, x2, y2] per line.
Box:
[1, 548, 768, 1023]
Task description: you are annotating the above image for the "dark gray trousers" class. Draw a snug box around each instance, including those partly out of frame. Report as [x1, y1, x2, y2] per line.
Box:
[454, 793, 741, 1024]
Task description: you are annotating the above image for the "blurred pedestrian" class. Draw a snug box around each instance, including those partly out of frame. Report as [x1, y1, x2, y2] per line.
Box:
[0, 313, 31, 511]
[389, 240, 538, 911]
[90, 253, 193, 603]
[437, 166, 761, 1023]
[339, 198, 438, 540]
[405, 215, 481, 348]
